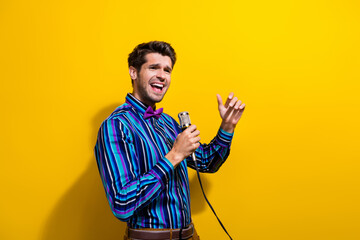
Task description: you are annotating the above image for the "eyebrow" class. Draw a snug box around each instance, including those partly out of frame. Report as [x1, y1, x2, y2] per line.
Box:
[149, 63, 172, 71]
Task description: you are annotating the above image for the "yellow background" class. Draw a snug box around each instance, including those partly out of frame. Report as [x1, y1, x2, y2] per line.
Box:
[1, 0, 360, 239]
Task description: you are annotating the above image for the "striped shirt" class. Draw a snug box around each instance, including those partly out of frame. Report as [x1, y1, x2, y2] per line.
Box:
[94, 93, 234, 229]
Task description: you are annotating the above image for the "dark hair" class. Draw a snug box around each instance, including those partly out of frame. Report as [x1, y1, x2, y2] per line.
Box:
[128, 41, 176, 72]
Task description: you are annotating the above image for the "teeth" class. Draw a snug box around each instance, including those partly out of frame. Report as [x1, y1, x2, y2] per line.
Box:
[151, 83, 164, 88]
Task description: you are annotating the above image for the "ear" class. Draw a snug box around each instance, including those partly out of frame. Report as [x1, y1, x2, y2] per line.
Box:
[129, 66, 138, 81]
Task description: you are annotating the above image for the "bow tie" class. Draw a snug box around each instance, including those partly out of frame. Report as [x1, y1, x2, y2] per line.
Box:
[144, 106, 163, 120]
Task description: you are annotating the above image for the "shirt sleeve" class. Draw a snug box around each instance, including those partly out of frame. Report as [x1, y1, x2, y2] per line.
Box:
[94, 117, 174, 222]
[186, 127, 234, 173]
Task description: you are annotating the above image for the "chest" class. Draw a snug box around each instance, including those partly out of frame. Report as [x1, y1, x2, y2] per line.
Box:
[129, 118, 179, 172]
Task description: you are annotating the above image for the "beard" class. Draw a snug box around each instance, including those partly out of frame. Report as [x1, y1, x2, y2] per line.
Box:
[134, 79, 168, 106]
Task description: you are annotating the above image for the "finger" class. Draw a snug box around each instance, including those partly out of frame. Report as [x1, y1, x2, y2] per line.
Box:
[234, 99, 242, 110]
[190, 129, 200, 137]
[192, 136, 201, 143]
[233, 110, 243, 123]
[216, 94, 223, 107]
[222, 105, 235, 121]
[233, 106, 245, 121]
[186, 124, 197, 132]
[228, 96, 238, 107]
[224, 92, 234, 108]
[182, 125, 196, 135]
[239, 103, 246, 110]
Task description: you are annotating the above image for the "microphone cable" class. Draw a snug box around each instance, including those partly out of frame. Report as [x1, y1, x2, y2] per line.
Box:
[191, 153, 233, 240]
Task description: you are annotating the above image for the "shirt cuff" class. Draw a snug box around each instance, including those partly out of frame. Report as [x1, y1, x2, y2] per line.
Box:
[150, 157, 174, 189]
[215, 128, 234, 147]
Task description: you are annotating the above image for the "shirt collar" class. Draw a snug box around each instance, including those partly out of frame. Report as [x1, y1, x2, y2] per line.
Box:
[126, 93, 159, 117]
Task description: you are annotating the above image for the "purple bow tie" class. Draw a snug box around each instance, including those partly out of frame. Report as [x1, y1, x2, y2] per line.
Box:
[144, 106, 163, 120]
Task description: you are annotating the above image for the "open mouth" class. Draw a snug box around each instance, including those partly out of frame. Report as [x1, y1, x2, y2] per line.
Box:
[150, 83, 164, 93]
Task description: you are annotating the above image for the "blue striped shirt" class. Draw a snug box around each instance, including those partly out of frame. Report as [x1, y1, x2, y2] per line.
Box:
[94, 93, 234, 229]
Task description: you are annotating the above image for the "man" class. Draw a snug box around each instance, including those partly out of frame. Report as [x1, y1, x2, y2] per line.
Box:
[94, 41, 245, 240]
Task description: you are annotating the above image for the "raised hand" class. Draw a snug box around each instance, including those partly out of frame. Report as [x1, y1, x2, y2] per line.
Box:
[216, 92, 245, 133]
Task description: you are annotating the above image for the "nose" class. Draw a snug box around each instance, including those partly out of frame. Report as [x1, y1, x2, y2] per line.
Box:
[156, 69, 166, 81]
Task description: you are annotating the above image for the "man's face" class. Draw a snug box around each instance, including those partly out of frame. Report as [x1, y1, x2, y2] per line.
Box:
[130, 53, 173, 107]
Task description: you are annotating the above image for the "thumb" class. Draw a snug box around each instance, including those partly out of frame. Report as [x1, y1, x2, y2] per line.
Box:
[216, 94, 223, 107]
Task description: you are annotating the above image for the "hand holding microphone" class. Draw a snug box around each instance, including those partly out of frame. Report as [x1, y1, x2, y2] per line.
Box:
[165, 117, 200, 168]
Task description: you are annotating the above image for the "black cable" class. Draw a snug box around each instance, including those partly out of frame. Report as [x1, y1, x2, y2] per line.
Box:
[193, 157, 233, 240]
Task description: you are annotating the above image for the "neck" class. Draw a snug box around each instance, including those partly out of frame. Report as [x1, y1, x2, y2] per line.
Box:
[131, 92, 156, 109]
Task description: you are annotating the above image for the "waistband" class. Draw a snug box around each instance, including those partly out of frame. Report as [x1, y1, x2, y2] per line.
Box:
[127, 223, 194, 240]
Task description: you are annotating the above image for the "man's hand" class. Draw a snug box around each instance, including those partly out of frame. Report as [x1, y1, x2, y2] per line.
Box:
[165, 125, 200, 168]
[217, 92, 245, 133]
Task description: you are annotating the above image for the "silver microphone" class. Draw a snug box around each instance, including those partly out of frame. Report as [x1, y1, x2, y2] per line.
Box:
[178, 111, 197, 162]
[178, 111, 191, 130]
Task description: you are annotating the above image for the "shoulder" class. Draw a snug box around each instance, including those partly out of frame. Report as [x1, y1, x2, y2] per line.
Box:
[101, 103, 135, 129]
[99, 103, 136, 138]
[107, 103, 132, 120]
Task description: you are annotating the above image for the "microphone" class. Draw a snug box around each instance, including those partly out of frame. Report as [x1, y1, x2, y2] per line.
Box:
[178, 111, 196, 162]
[178, 111, 191, 130]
